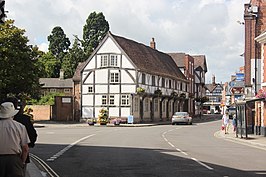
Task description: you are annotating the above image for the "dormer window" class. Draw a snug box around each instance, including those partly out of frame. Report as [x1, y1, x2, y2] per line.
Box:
[101, 55, 108, 67]
[110, 55, 118, 66]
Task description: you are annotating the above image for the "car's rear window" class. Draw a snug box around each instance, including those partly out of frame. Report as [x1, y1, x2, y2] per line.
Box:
[174, 112, 188, 116]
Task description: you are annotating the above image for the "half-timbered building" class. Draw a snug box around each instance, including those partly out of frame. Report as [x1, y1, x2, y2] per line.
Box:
[80, 32, 189, 123]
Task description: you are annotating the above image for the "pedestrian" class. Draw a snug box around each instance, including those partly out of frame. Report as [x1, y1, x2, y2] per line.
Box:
[232, 113, 237, 132]
[5, 97, 38, 175]
[0, 102, 30, 177]
[222, 111, 230, 134]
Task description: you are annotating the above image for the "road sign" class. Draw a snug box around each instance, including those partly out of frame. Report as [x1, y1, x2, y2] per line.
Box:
[0, 0, 5, 24]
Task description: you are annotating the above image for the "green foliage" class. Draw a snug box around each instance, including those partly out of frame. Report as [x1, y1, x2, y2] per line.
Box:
[62, 39, 86, 78]
[83, 12, 109, 57]
[47, 26, 70, 77]
[48, 26, 70, 57]
[0, 20, 41, 101]
[29, 92, 65, 105]
[37, 52, 60, 78]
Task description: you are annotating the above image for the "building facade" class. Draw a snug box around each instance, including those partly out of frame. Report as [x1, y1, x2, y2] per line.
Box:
[80, 32, 189, 123]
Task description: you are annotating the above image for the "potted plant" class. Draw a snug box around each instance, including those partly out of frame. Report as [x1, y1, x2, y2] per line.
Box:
[137, 87, 145, 94]
[98, 108, 108, 125]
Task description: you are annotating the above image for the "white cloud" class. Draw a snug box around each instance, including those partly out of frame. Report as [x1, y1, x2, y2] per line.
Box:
[5, 0, 250, 83]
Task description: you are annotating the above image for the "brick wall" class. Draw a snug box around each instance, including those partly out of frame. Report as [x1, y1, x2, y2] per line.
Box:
[29, 105, 51, 121]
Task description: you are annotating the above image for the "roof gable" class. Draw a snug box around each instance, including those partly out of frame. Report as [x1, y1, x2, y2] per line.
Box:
[110, 33, 186, 81]
[193, 55, 207, 72]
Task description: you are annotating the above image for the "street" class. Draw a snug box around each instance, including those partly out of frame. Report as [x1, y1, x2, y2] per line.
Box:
[30, 120, 266, 177]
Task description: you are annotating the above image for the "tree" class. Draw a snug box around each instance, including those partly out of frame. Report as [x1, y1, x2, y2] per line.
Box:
[83, 12, 109, 56]
[37, 52, 60, 78]
[0, 20, 41, 101]
[47, 26, 70, 77]
[62, 38, 86, 78]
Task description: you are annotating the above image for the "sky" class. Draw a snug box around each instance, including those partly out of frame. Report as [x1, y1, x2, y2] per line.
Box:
[5, 0, 250, 83]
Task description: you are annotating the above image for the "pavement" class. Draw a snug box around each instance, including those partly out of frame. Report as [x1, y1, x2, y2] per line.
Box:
[26, 115, 266, 177]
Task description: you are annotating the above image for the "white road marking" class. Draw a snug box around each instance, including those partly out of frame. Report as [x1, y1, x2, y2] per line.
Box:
[191, 157, 213, 170]
[162, 128, 213, 170]
[46, 134, 96, 162]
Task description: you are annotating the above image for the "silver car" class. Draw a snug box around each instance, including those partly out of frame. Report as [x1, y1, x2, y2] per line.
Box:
[171, 112, 192, 125]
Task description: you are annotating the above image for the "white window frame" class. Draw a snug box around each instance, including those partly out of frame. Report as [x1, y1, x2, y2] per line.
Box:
[121, 94, 130, 106]
[110, 55, 118, 66]
[88, 86, 93, 93]
[109, 95, 115, 105]
[102, 95, 107, 105]
[101, 55, 108, 67]
[110, 72, 119, 83]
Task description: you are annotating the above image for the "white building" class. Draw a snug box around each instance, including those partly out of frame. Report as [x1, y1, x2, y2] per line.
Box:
[80, 32, 189, 123]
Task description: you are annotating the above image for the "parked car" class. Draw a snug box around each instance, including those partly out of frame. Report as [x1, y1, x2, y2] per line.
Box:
[171, 112, 192, 125]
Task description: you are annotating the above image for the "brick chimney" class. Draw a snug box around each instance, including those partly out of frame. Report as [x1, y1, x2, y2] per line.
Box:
[212, 74, 216, 85]
[59, 69, 64, 80]
[150, 37, 156, 49]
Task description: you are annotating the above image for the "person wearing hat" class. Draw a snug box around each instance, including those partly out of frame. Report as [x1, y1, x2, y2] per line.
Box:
[0, 102, 30, 177]
[5, 96, 37, 174]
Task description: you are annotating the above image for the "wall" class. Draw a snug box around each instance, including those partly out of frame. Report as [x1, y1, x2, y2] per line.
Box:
[29, 105, 51, 121]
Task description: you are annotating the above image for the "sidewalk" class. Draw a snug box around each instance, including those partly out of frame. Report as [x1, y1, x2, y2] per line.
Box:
[215, 124, 266, 151]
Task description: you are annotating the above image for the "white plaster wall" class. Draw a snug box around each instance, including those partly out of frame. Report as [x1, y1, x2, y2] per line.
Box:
[95, 70, 108, 83]
[82, 95, 93, 105]
[109, 85, 120, 93]
[109, 107, 120, 117]
[84, 56, 96, 70]
[95, 95, 103, 105]
[98, 37, 121, 54]
[121, 85, 135, 93]
[121, 108, 131, 117]
[82, 107, 93, 118]
[95, 85, 108, 93]
[121, 55, 134, 69]
[121, 70, 135, 83]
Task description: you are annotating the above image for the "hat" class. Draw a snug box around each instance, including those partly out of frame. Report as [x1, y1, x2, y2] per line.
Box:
[0, 102, 19, 119]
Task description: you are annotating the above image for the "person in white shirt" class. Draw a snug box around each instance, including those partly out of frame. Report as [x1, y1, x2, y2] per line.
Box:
[222, 111, 230, 134]
[0, 102, 30, 177]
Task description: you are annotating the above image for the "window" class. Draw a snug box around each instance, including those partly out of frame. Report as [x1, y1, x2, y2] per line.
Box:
[169, 80, 172, 89]
[109, 95, 115, 105]
[102, 95, 107, 105]
[110, 72, 119, 83]
[50, 89, 56, 92]
[162, 78, 165, 87]
[154, 99, 158, 112]
[88, 86, 93, 93]
[142, 73, 146, 84]
[144, 98, 149, 112]
[152, 76, 155, 86]
[101, 55, 108, 67]
[110, 55, 118, 66]
[63, 89, 70, 93]
[121, 95, 130, 105]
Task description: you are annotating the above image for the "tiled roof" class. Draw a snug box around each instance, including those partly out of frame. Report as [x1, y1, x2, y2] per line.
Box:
[110, 33, 187, 81]
[205, 83, 223, 92]
[167, 53, 186, 67]
[192, 55, 207, 72]
[39, 78, 73, 88]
